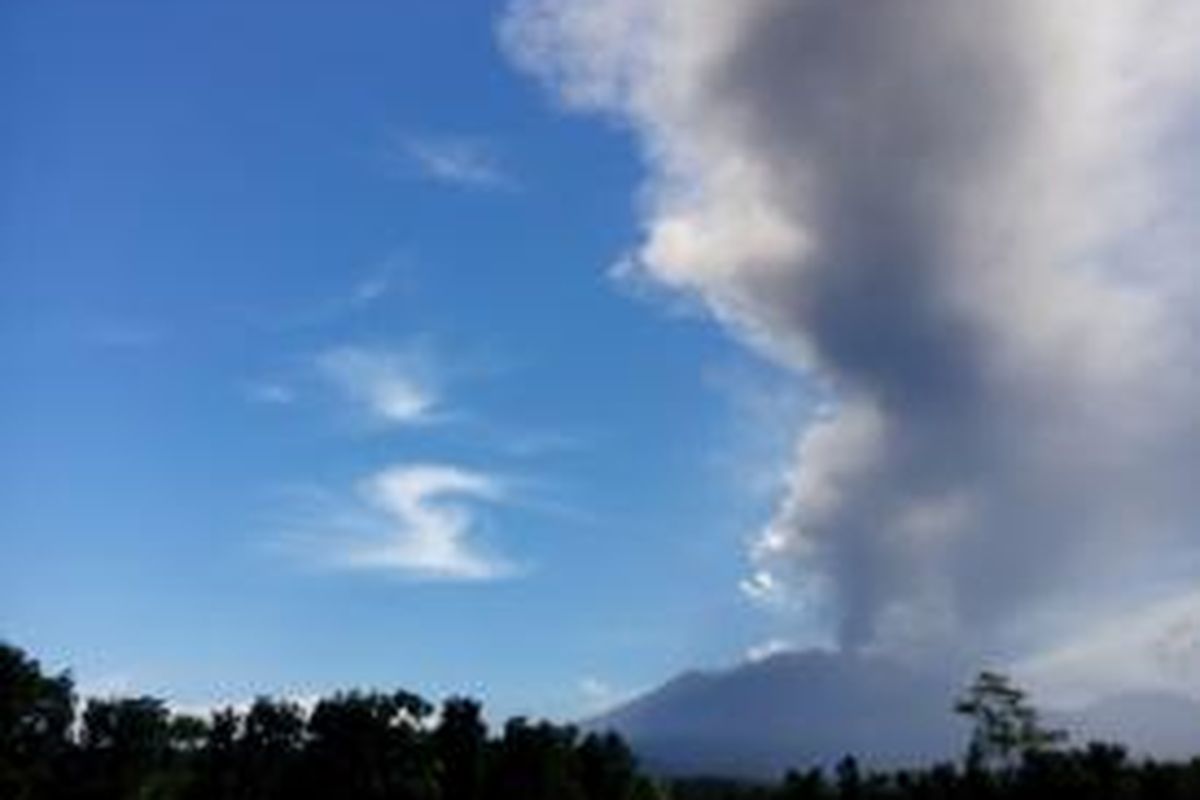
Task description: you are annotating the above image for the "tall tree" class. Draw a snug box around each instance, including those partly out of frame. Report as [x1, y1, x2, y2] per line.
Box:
[0, 643, 75, 800]
[78, 696, 173, 799]
[239, 698, 306, 800]
[434, 697, 486, 800]
[304, 690, 437, 800]
[954, 671, 1065, 772]
[577, 732, 639, 800]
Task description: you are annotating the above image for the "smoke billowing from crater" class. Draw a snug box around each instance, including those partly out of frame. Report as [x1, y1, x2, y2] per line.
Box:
[504, 1, 1200, 662]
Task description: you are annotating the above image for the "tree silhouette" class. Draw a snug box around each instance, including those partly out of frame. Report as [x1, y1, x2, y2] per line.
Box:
[954, 671, 1066, 772]
[0, 643, 74, 800]
[304, 690, 438, 800]
[237, 697, 305, 800]
[577, 731, 639, 800]
[434, 697, 487, 800]
[78, 696, 173, 799]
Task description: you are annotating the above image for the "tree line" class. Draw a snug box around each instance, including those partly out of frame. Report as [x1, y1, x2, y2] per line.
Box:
[7, 640, 1200, 799]
[1, 641, 660, 800]
[671, 743, 1200, 800]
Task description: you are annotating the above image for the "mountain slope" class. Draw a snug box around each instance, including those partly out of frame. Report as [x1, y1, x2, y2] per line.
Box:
[586, 650, 965, 778]
[588, 650, 1200, 779]
[1065, 691, 1200, 760]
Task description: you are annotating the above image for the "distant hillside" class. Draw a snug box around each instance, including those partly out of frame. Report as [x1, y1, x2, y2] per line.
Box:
[1065, 691, 1200, 760]
[585, 650, 966, 779]
[587, 649, 1200, 780]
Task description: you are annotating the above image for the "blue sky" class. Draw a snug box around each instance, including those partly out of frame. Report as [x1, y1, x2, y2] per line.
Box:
[0, 2, 818, 720]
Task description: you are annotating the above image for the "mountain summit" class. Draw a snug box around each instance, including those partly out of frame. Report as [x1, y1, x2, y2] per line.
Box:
[588, 649, 1200, 780]
[586, 650, 965, 779]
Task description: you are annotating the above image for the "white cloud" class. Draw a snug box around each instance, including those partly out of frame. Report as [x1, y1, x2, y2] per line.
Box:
[390, 134, 513, 189]
[739, 569, 787, 607]
[578, 675, 636, 714]
[744, 637, 794, 663]
[315, 345, 440, 426]
[290, 463, 521, 582]
[579, 676, 613, 702]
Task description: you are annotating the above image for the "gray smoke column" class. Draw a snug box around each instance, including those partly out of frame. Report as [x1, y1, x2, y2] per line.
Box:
[503, 1, 1200, 659]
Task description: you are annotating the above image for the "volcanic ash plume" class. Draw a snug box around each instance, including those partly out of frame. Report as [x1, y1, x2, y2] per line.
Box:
[504, 1, 1200, 659]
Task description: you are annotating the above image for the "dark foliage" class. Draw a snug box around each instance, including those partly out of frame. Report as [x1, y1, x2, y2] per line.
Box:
[0, 642, 660, 800]
[5, 640, 1200, 800]
[670, 746, 1200, 800]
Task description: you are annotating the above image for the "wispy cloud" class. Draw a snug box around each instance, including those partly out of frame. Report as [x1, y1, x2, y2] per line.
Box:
[344, 253, 411, 311]
[83, 319, 164, 349]
[703, 360, 822, 499]
[739, 569, 791, 608]
[245, 381, 296, 405]
[578, 676, 616, 711]
[350, 271, 393, 307]
[388, 133, 514, 189]
[236, 252, 413, 336]
[315, 344, 441, 426]
[451, 417, 590, 459]
[577, 676, 636, 715]
[284, 464, 521, 581]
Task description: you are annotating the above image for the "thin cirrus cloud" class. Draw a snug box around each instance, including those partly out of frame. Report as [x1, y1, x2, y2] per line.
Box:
[83, 319, 165, 350]
[245, 380, 296, 406]
[387, 133, 514, 189]
[295, 463, 521, 582]
[249, 259, 408, 334]
[315, 344, 442, 427]
[349, 270, 394, 307]
[341, 255, 410, 313]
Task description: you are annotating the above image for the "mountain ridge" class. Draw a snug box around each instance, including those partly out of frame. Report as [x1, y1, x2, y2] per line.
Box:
[585, 649, 1200, 779]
